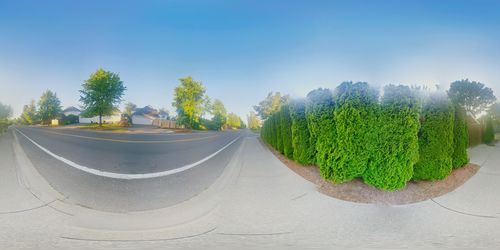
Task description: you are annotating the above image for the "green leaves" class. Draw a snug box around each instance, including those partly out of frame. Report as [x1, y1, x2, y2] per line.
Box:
[38, 90, 62, 124]
[173, 76, 208, 129]
[452, 106, 469, 168]
[413, 94, 455, 181]
[363, 85, 421, 190]
[290, 99, 315, 165]
[448, 79, 496, 118]
[79, 68, 126, 124]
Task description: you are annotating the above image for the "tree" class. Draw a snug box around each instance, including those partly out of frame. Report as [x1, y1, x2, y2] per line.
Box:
[448, 79, 496, 118]
[413, 94, 455, 181]
[363, 85, 421, 190]
[79, 68, 126, 126]
[452, 105, 469, 168]
[159, 108, 170, 119]
[38, 90, 62, 125]
[124, 102, 137, 116]
[247, 111, 261, 130]
[289, 99, 315, 165]
[226, 112, 241, 128]
[173, 76, 209, 129]
[20, 100, 38, 125]
[332, 82, 379, 184]
[211, 99, 227, 130]
[253, 92, 289, 119]
[0, 102, 12, 120]
[483, 116, 495, 145]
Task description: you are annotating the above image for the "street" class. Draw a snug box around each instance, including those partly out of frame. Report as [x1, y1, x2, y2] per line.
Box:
[13, 126, 242, 211]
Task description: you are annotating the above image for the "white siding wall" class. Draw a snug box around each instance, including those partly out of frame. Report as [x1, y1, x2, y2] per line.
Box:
[79, 115, 121, 124]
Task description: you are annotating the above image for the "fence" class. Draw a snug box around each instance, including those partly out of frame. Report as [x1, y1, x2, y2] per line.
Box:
[152, 119, 185, 129]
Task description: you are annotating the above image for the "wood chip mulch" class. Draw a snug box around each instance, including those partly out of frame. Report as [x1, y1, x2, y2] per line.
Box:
[260, 139, 480, 205]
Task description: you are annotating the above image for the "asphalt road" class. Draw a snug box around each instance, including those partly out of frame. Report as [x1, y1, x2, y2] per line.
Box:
[14, 126, 244, 212]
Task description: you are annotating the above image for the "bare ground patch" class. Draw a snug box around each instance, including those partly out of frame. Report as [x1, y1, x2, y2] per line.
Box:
[260, 139, 480, 205]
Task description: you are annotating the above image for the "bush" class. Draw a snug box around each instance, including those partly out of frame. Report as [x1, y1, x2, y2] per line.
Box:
[60, 114, 79, 125]
[275, 110, 283, 153]
[362, 85, 421, 190]
[280, 104, 294, 158]
[483, 116, 495, 145]
[290, 99, 315, 165]
[452, 106, 469, 168]
[305, 88, 336, 179]
[0, 119, 10, 135]
[329, 82, 379, 183]
[413, 94, 455, 181]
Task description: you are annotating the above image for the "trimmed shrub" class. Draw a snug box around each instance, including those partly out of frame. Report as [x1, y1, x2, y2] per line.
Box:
[280, 104, 294, 158]
[363, 85, 421, 190]
[483, 116, 495, 145]
[452, 106, 469, 168]
[290, 99, 315, 165]
[305, 88, 336, 179]
[275, 110, 283, 153]
[332, 82, 379, 183]
[413, 94, 455, 181]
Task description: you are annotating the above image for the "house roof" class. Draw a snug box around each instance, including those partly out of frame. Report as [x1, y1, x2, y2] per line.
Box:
[63, 106, 81, 113]
[132, 105, 159, 117]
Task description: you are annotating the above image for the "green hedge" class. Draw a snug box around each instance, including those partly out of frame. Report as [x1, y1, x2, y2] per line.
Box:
[331, 82, 379, 183]
[290, 99, 315, 165]
[483, 116, 495, 145]
[452, 106, 469, 168]
[305, 88, 336, 179]
[275, 109, 283, 154]
[363, 85, 421, 190]
[413, 95, 455, 181]
[280, 104, 294, 158]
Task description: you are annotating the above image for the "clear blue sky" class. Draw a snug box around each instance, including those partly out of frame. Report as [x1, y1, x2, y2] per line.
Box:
[1, 0, 500, 119]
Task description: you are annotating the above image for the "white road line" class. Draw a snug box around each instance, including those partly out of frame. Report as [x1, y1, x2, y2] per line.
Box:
[14, 128, 241, 180]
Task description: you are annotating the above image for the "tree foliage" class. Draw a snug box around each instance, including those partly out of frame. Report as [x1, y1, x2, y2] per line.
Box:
[448, 79, 496, 117]
[124, 102, 137, 116]
[20, 100, 38, 125]
[363, 85, 421, 190]
[279, 104, 294, 159]
[247, 111, 261, 130]
[413, 94, 455, 181]
[483, 116, 495, 145]
[290, 99, 315, 164]
[226, 112, 242, 128]
[452, 105, 469, 168]
[79, 68, 126, 125]
[253, 92, 289, 119]
[305, 88, 335, 177]
[211, 99, 227, 130]
[38, 90, 62, 124]
[331, 82, 379, 183]
[173, 76, 209, 129]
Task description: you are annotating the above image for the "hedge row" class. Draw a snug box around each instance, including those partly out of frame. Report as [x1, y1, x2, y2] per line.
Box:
[261, 83, 470, 190]
[413, 95, 455, 181]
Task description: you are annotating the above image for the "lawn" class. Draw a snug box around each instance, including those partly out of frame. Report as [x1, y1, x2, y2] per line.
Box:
[77, 124, 127, 131]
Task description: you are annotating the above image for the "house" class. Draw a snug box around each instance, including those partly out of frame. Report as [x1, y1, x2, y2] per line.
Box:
[131, 105, 160, 125]
[62, 106, 81, 116]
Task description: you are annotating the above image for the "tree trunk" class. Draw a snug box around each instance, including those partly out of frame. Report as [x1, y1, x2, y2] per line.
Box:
[99, 114, 102, 127]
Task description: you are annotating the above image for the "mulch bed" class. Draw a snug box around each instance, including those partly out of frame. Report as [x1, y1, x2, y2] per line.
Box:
[260, 139, 480, 205]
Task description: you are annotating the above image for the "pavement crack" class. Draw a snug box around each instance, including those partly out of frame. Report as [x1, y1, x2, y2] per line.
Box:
[431, 199, 498, 219]
[0, 199, 56, 215]
[59, 227, 217, 242]
[291, 192, 308, 201]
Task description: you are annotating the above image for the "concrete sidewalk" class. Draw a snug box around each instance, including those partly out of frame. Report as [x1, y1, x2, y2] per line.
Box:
[0, 130, 499, 249]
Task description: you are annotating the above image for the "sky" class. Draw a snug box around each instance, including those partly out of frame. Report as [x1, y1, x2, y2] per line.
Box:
[1, 0, 500, 119]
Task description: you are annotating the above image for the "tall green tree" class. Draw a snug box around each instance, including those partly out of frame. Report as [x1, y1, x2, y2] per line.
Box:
[448, 79, 496, 118]
[79, 68, 126, 126]
[20, 100, 38, 125]
[38, 90, 62, 125]
[226, 112, 241, 128]
[253, 92, 289, 119]
[211, 99, 227, 130]
[247, 111, 261, 129]
[173, 76, 209, 129]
